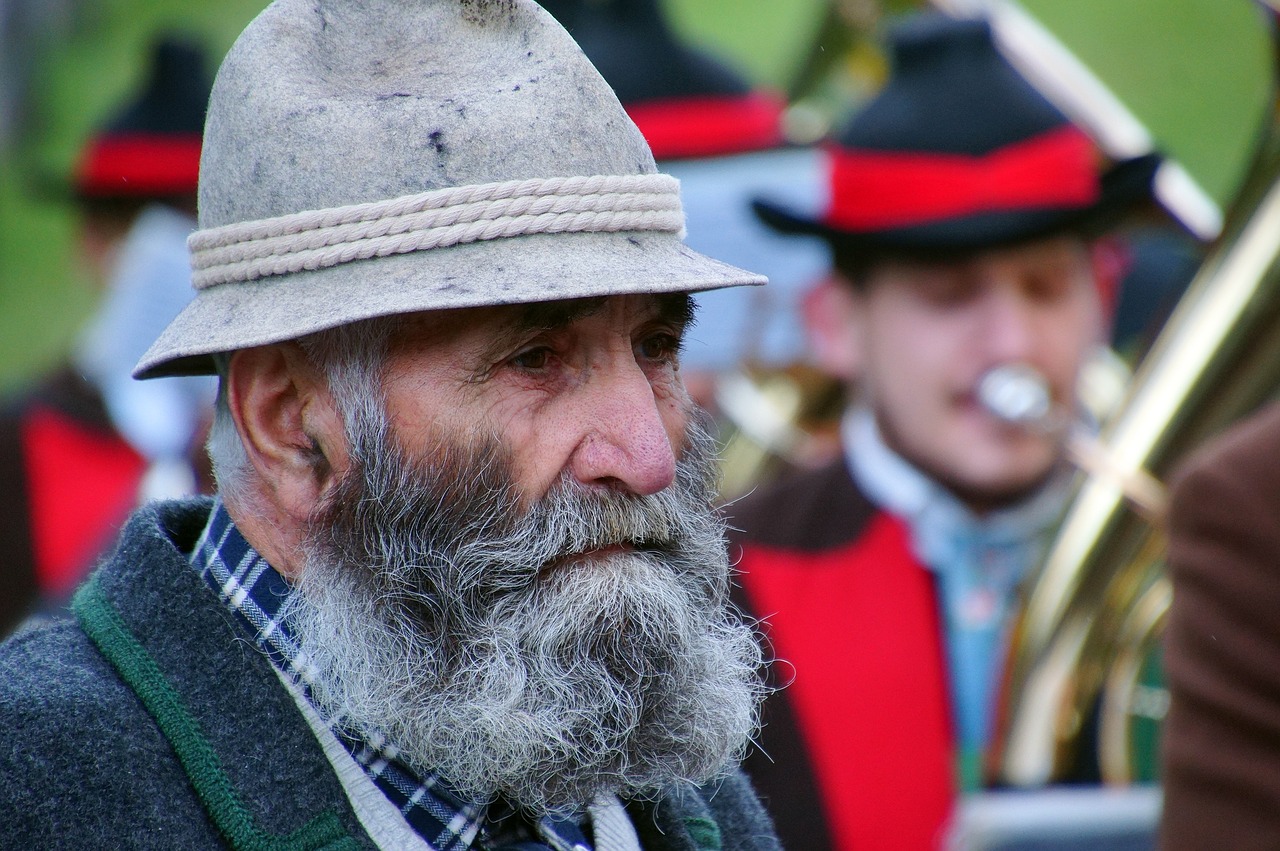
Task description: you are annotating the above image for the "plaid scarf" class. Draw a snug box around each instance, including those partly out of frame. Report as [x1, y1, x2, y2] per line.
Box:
[190, 499, 593, 851]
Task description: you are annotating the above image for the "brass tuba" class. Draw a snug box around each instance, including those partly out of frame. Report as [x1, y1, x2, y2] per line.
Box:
[991, 105, 1280, 786]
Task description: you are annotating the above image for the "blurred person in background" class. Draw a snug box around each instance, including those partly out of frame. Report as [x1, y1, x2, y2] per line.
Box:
[727, 14, 1167, 849]
[0, 35, 215, 635]
[1160, 401, 1280, 848]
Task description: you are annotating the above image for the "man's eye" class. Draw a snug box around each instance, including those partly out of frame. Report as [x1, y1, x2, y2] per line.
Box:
[1024, 274, 1074, 303]
[638, 333, 680, 362]
[511, 347, 551, 370]
[917, 277, 975, 308]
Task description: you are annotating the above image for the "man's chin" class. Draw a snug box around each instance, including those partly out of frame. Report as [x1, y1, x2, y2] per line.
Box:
[931, 428, 1064, 511]
[936, 463, 1061, 513]
[880, 411, 1064, 508]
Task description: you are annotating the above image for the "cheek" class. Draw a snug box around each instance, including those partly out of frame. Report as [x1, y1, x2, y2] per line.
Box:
[475, 398, 563, 494]
[655, 374, 692, 441]
[1038, 307, 1103, 389]
[661, 402, 692, 464]
[864, 318, 954, 400]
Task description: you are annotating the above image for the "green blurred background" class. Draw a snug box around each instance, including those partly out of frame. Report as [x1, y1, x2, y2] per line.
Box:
[0, 0, 1273, 392]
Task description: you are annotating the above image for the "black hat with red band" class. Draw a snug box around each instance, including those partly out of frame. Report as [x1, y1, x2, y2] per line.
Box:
[73, 36, 211, 201]
[540, 0, 786, 160]
[753, 15, 1161, 257]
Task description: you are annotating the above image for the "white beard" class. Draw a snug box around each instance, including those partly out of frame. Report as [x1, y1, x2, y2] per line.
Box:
[285, 413, 764, 816]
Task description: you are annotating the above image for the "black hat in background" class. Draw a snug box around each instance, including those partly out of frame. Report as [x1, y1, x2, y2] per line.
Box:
[540, 0, 829, 372]
[754, 14, 1161, 257]
[73, 35, 212, 201]
[541, 0, 785, 159]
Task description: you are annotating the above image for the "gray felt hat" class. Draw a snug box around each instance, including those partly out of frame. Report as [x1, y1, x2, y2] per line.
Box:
[135, 0, 765, 378]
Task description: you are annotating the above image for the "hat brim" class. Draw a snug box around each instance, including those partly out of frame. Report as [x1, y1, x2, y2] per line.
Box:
[134, 229, 765, 378]
[753, 152, 1161, 257]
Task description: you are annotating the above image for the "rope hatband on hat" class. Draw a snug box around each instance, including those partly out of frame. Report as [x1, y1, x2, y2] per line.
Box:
[189, 174, 685, 289]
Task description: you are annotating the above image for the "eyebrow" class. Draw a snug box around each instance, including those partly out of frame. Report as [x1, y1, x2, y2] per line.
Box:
[656, 292, 695, 332]
[512, 296, 608, 334]
[467, 293, 697, 384]
[510, 292, 694, 336]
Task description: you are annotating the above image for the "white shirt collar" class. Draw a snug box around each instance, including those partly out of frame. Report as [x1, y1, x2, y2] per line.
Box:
[842, 405, 1072, 575]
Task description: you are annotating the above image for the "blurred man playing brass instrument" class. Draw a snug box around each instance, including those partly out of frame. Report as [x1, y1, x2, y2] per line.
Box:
[728, 14, 1163, 849]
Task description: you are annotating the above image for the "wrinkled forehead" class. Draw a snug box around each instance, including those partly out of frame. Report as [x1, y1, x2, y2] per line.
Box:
[388, 292, 696, 350]
[859, 234, 1096, 289]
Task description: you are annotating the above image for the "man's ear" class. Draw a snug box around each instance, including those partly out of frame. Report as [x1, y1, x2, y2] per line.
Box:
[801, 272, 865, 384]
[225, 344, 349, 522]
[1088, 235, 1129, 334]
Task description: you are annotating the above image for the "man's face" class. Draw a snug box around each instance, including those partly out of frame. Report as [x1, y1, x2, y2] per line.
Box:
[850, 236, 1105, 510]
[290, 293, 761, 814]
[377, 293, 694, 507]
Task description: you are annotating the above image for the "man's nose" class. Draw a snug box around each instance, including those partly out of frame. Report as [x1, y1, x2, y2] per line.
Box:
[980, 288, 1038, 363]
[566, 360, 679, 496]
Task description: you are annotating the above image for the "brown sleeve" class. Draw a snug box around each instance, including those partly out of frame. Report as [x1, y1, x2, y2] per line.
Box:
[725, 457, 876, 553]
[1160, 401, 1280, 849]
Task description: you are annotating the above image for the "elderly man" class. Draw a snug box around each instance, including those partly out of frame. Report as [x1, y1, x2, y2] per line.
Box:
[0, 1, 776, 848]
[728, 15, 1163, 850]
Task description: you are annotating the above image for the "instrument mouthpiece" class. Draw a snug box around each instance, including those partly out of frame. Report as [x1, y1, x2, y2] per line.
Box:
[977, 363, 1053, 427]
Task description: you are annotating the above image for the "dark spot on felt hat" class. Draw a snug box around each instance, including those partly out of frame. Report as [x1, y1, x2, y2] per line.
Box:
[460, 0, 519, 26]
[428, 130, 445, 155]
[442, 97, 467, 119]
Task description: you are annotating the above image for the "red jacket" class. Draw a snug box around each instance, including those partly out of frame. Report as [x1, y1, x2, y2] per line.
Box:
[0, 369, 148, 633]
[729, 458, 957, 850]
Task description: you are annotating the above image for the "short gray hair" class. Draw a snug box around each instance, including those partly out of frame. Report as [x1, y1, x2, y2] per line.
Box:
[205, 316, 403, 504]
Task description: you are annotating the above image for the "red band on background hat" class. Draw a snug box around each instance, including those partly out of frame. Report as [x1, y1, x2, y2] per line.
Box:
[626, 91, 785, 160]
[75, 133, 203, 198]
[823, 126, 1100, 231]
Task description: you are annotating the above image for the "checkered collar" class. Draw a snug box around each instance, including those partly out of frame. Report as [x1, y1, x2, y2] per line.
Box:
[189, 499, 593, 851]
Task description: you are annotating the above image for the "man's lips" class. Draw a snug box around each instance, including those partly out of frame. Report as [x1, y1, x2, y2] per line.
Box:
[543, 542, 634, 574]
[577, 543, 630, 559]
[955, 389, 998, 417]
[543, 540, 674, 574]
[954, 390, 1040, 435]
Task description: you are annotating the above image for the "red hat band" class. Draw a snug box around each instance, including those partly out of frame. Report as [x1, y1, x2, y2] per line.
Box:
[823, 125, 1100, 231]
[626, 91, 785, 160]
[75, 133, 203, 198]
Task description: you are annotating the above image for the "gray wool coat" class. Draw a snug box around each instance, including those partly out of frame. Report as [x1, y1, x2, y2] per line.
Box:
[0, 499, 780, 850]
